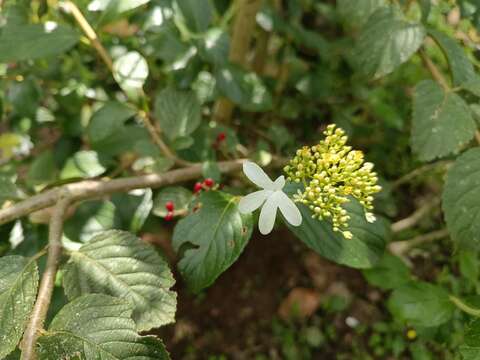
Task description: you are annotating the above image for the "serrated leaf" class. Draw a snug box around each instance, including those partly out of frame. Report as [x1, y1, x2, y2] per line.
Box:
[154, 87, 201, 141]
[215, 64, 273, 111]
[0, 176, 22, 203]
[197, 28, 229, 66]
[411, 80, 476, 161]
[87, 101, 136, 144]
[353, 6, 425, 79]
[443, 148, 480, 248]
[0, 23, 79, 62]
[113, 51, 149, 99]
[429, 29, 474, 86]
[0, 256, 39, 359]
[388, 281, 454, 327]
[337, 0, 387, 28]
[460, 319, 480, 357]
[153, 186, 193, 217]
[286, 198, 389, 269]
[63, 230, 176, 331]
[176, 0, 213, 32]
[172, 191, 253, 293]
[37, 294, 169, 360]
[362, 253, 411, 289]
[60, 150, 107, 179]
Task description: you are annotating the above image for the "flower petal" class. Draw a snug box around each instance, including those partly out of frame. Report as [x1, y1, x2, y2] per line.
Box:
[238, 190, 271, 214]
[276, 191, 302, 226]
[243, 161, 275, 190]
[258, 192, 280, 235]
[272, 175, 285, 191]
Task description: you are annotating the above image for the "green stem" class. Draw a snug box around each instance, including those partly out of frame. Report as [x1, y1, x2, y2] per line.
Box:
[449, 295, 480, 317]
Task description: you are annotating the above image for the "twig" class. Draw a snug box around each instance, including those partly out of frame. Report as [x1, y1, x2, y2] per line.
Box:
[449, 295, 480, 317]
[213, 0, 263, 123]
[476, 131, 480, 145]
[61, 2, 181, 164]
[419, 48, 450, 90]
[392, 160, 451, 189]
[389, 228, 449, 256]
[391, 198, 441, 233]
[0, 160, 245, 225]
[61, 1, 113, 71]
[20, 196, 71, 360]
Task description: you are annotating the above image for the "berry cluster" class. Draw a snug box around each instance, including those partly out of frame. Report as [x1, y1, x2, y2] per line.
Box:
[193, 178, 215, 194]
[283, 124, 381, 239]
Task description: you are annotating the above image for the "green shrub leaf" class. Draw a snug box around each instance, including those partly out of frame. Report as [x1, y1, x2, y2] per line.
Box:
[154, 87, 202, 141]
[411, 80, 476, 161]
[153, 186, 193, 217]
[60, 150, 107, 180]
[37, 294, 170, 359]
[172, 191, 253, 293]
[176, 0, 213, 32]
[0, 256, 39, 359]
[443, 148, 480, 248]
[362, 253, 411, 289]
[286, 199, 389, 269]
[0, 23, 78, 62]
[353, 6, 425, 78]
[388, 281, 454, 327]
[63, 230, 176, 331]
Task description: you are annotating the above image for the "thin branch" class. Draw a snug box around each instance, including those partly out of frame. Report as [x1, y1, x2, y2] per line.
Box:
[391, 197, 441, 233]
[20, 196, 71, 360]
[419, 48, 450, 90]
[61, 1, 113, 71]
[0, 160, 245, 225]
[213, 0, 263, 123]
[392, 160, 451, 189]
[389, 228, 449, 256]
[449, 295, 480, 317]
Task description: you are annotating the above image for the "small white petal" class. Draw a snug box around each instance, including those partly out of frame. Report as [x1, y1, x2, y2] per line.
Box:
[243, 161, 275, 190]
[238, 190, 272, 214]
[258, 192, 280, 235]
[276, 191, 302, 226]
[365, 212, 376, 223]
[272, 175, 285, 191]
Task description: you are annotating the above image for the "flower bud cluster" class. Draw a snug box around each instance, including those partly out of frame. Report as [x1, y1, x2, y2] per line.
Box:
[283, 124, 381, 239]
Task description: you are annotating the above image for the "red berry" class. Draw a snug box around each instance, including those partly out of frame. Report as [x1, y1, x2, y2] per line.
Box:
[193, 182, 203, 193]
[165, 201, 175, 212]
[165, 212, 174, 221]
[216, 132, 226, 142]
[204, 178, 215, 187]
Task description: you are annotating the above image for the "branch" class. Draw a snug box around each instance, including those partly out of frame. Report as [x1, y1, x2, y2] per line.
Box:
[0, 160, 245, 225]
[61, 2, 181, 164]
[213, 0, 263, 123]
[20, 196, 71, 360]
[391, 197, 441, 233]
[389, 228, 449, 256]
[419, 47, 450, 90]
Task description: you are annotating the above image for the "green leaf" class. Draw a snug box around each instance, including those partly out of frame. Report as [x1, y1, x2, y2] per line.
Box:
[7, 78, 41, 118]
[411, 80, 476, 161]
[113, 51, 149, 99]
[388, 282, 454, 327]
[459, 250, 479, 283]
[154, 87, 201, 141]
[96, 0, 151, 25]
[64, 201, 121, 243]
[153, 186, 193, 217]
[197, 28, 229, 66]
[60, 150, 107, 179]
[337, 0, 387, 28]
[202, 161, 221, 182]
[176, 0, 213, 32]
[0, 177, 22, 203]
[353, 6, 425, 79]
[459, 319, 480, 357]
[215, 64, 273, 111]
[26, 150, 57, 187]
[111, 189, 153, 233]
[172, 191, 253, 293]
[37, 294, 169, 360]
[0, 256, 39, 359]
[63, 230, 176, 331]
[87, 101, 136, 144]
[0, 23, 78, 62]
[428, 29, 475, 86]
[286, 196, 389, 269]
[362, 253, 411, 289]
[442, 148, 480, 248]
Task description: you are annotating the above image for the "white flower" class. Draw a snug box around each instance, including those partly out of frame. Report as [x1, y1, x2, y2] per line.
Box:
[365, 212, 376, 223]
[238, 161, 302, 235]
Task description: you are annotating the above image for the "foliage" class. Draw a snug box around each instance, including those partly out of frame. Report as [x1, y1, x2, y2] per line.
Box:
[1, 0, 480, 358]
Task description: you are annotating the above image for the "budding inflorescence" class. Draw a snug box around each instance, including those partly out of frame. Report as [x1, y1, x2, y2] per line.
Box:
[283, 124, 381, 239]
